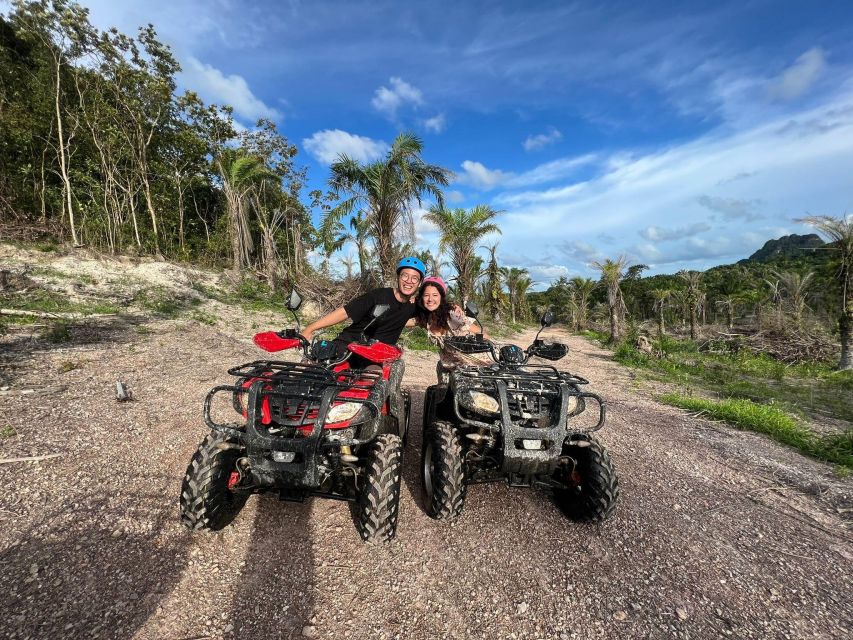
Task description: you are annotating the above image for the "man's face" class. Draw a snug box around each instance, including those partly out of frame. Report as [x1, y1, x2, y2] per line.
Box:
[397, 268, 422, 297]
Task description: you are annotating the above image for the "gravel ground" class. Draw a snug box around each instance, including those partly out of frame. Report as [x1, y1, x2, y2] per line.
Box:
[1, 311, 852, 640]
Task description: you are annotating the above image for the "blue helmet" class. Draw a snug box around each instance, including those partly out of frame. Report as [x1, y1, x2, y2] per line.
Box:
[396, 256, 426, 278]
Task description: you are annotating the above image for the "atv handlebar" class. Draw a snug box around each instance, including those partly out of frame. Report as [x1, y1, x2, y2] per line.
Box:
[445, 334, 568, 366]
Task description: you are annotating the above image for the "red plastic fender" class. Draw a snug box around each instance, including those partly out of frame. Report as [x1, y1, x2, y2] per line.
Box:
[253, 332, 301, 352]
[347, 341, 402, 364]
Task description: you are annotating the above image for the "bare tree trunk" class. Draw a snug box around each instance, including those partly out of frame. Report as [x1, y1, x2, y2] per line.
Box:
[609, 305, 619, 342]
[141, 165, 160, 255]
[128, 194, 142, 249]
[54, 58, 78, 245]
[658, 307, 665, 336]
[689, 308, 697, 340]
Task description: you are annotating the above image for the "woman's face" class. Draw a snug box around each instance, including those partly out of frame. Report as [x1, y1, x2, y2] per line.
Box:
[420, 284, 442, 311]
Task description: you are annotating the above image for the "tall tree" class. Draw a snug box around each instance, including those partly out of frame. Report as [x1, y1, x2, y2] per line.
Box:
[679, 270, 703, 340]
[482, 243, 505, 319]
[501, 267, 533, 324]
[325, 132, 450, 284]
[798, 215, 853, 370]
[715, 295, 739, 330]
[570, 277, 596, 331]
[772, 269, 815, 329]
[593, 257, 629, 343]
[11, 0, 96, 245]
[424, 204, 501, 304]
[651, 288, 671, 336]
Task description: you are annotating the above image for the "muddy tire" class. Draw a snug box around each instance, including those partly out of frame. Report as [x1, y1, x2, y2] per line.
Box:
[356, 434, 403, 543]
[421, 420, 466, 519]
[553, 437, 619, 521]
[180, 431, 249, 531]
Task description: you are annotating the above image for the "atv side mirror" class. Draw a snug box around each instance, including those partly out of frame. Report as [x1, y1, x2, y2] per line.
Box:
[360, 303, 390, 343]
[286, 289, 302, 311]
[533, 309, 555, 343]
[464, 301, 479, 318]
[285, 289, 302, 331]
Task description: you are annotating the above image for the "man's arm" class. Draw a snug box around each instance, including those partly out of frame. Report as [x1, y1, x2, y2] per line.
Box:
[302, 307, 349, 342]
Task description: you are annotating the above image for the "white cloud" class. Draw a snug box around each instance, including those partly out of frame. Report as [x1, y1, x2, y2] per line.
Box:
[456, 154, 596, 191]
[639, 222, 712, 242]
[631, 234, 764, 266]
[506, 155, 596, 188]
[523, 127, 563, 151]
[446, 190, 465, 204]
[181, 56, 281, 122]
[558, 241, 602, 265]
[696, 195, 763, 221]
[302, 129, 389, 165]
[527, 264, 571, 281]
[492, 85, 853, 277]
[769, 48, 826, 101]
[371, 77, 423, 119]
[456, 160, 512, 190]
[423, 113, 446, 133]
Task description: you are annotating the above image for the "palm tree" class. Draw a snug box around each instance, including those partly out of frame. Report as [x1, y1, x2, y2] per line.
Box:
[592, 257, 629, 342]
[715, 295, 739, 330]
[482, 244, 505, 319]
[215, 149, 277, 271]
[678, 270, 703, 340]
[798, 215, 853, 370]
[650, 288, 671, 335]
[344, 210, 373, 282]
[325, 132, 451, 284]
[424, 204, 501, 304]
[570, 277, 597, 331]
[501, 266, 533, 324]
[764, 278, 784, 329]
[341, 253, 357, 279]
[772, 269, 815, 330]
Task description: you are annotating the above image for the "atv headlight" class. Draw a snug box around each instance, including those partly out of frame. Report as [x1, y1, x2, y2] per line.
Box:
[567, 395, 578, 413]
[459, 391, 500, 416]
[326, 401, 367, 424]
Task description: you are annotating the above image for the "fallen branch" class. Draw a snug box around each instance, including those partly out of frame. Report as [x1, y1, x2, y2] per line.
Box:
[0, 308, 119, 320]
[0, 453, 62, 465]
[0, 385, 68, 396]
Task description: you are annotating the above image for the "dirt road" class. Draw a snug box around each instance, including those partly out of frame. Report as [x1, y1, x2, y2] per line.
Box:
[1, 316, 851, 639]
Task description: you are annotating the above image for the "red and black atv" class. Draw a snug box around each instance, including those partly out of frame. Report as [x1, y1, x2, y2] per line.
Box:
[180, 290, 410, 543]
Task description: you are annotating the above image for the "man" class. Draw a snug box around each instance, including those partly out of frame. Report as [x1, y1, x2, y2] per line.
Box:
[301, 256, 426, 351]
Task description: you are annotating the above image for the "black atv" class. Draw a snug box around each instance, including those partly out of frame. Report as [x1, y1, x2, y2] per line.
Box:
[421, 303, 619, 521]
[180, 290, 410, 543]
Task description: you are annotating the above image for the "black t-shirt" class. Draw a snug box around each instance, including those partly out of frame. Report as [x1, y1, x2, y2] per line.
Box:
[336, 288, 416, 346]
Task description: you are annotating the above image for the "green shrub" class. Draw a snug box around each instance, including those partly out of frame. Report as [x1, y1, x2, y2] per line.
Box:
[399, 326, 438, 352]
[42, 320, 71, 343]
[659, 393, 852, 468]
[190, 310, 218, 326]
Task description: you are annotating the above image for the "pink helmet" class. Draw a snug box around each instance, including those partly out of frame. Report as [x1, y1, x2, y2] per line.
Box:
[421, 276, 448, 295]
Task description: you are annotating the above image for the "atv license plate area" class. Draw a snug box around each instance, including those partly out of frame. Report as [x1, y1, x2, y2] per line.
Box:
[271, 451, 296, 463]
[522, 439, 543, 450]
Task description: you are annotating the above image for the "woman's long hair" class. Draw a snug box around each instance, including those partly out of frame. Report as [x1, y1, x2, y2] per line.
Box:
[415, 283, 452, 333]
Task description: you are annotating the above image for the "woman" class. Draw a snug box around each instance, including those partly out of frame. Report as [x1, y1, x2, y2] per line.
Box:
[406, 276, 490, 382]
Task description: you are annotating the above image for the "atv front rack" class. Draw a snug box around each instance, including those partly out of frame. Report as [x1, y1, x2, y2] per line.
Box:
[451, 365, 606, 433]
[203, 360, 386, 444]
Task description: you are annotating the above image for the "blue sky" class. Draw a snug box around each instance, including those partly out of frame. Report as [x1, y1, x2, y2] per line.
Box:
[25, 0, 853, 285]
